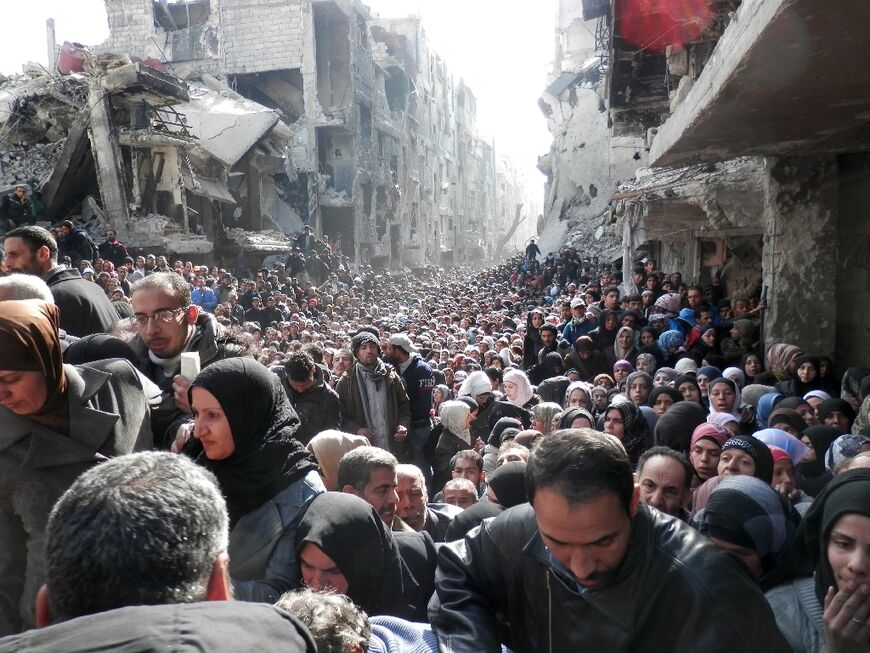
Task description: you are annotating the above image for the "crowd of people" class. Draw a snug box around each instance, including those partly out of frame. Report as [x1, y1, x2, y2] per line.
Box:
[0, 223, 869, 652]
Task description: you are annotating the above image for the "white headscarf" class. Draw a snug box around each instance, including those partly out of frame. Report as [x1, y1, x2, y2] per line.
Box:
[503, 368, 534, 407]
[439, 400, 471, 445]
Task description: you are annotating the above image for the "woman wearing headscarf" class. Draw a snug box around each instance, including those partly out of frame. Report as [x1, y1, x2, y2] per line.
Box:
[723, 366, 746, 390]
[776, 355, 824, 398]
[188, 357, 324, 602]
[767, 407, 808, 440]
[0, 299, 156, 633]
[432, 384, 450, 416]
[825, 434, 870, 473]
[522, 309, 545, 370]
[718, 435, 775, 484]
[797, 425, 841, 497]
[605, 326, 638, 371]
[696, 365, 721, 405]
[818, 399, 857, 434]
[527, 351, 565, 386]
[482, 416, 523, 476]
[688, 325, 719, 365]
[557, 406, 596, 430]
[433, 400, 474, 491]
[765, 469, 870, 653]
[635, 352, 658, 375]
[756, 392, 786, 428]
[778, 396, 818, 427]
[648, 385, 683, 417]
[563, 380, 592, 410]
[651, 366, 678, 387]
[694, 475, 800, 591]
[589, 309, 620, 352]
[740, 352, 768, 386]
[536, 375, 570, 405]
[307, 429, 370, 491]
[654, 329, 685, 368]
[599, 400, 652, 465]
[625, 370, 653, 407]
[707, 411, 740, 434]
[708, 378, 750, 434]
[531, 402, 563, 435]
[674, 374, 704, 405]
[766, 343, 804, 383]
[654, 400, 707, 453]
[689, 423, 731, 484]
[485, 460, 528, 508]
[296, 492, 425, 620]
[851, 394, 870, 435]
[839, 367, 870, 412]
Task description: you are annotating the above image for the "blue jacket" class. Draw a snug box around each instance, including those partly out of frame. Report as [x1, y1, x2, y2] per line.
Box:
[192, 286, 218, 312]
[399, 355, 436, 425]
[562, 318, 594, 345]
[230, 469, 325, 603]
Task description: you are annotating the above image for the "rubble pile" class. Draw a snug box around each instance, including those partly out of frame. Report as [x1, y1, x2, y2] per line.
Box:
[0, 140, 66, 189]
[226, 227, 294, 252]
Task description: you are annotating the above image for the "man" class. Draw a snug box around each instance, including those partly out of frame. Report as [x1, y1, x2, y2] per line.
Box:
[687, 284, 721, 324]
[635, 446, 692, 520]
[0, 452, 315, 652]
[386, 333, 435, 477]
[442, 478, 479, 509]
[429, 429, 793, 652]
[336, 331, 411, 460]
[191, 276, 218, 313]
[338, 446, 401, 528]
[56, 220, 97, 267]
[525, 239, 540, 262]
[2, 226, 118, 337]
[449, 449, 485, 496]
[128, 272, 229, 448]
[601, 285, 621, 310]
[536, 324, 558, 363]
[279, 351, 340, 445]
[96, 229, 128, 268]
[561, 298, 591, 346]
[396, 464, 460, 542]
[245, 295, 267, 329]
[0, 184, 33, 232]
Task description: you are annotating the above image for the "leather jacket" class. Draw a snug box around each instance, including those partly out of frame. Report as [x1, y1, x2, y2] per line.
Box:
[429, 502, 792, 653]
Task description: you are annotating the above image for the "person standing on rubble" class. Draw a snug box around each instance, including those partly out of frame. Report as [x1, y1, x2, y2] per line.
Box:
[55, 220, 98, 267]
[0, 185, 33, 233]
[97, 229, 129, 268]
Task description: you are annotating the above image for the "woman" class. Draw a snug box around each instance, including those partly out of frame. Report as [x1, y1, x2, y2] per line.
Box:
[531, 402, 563, 435]
[0, 299, 156, 632]
[590, 309, 620, 351]
[818, 399, 857, 433]
[655, 329, 685, 368]
[188, 358, 324, 602]
[825, 434, 870, 473]
[776, 355, 823, 398]
[797, 425, 841, 496]
[756, 392, 786, 428]
[564, 381, 592, 410]
[694, 475, 800, 591]
[697, 366, 722, 405]
[612, 359, 634, 386]
[708, 377, 743, 421]
[626, 370, 653, 406]
[766, 343, 804, 383]
[433, 400, 475, 490]
[767, 407, 808, 439]
[296, 492, 425, 620]
[522, 309, 545, 369]
[557, 406, 596, 430]
[600, 401, 652, 465]
[635, 352, 658, 375]
[718, 435, 775, 484]
[485, 460, 529, 508]
[653, 400, 706, 453]
[765, 469, 870, 653]
[307, 429, 370, 491]
[689, 325, 719, 364]
[648, 385, 683, 417]
[741, 352, 767, 385]
[609, 326, 638, 369]
[689, 423, 731, 483]
[674, 374, 704, 404]
[723, 367, 746, 390]
[778, 396, 818, 427]
[432, 383, 451, 416]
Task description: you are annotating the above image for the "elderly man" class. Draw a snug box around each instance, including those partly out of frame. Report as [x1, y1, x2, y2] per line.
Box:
[441, 478, 479, 510]
[2, 226, 117, 337]
[396, 464, 460, 542]
[635, 446, 692, 520]
[336, 330, 411, 460]
[429, 429, 792, 652]
[0, 452, 315, 651]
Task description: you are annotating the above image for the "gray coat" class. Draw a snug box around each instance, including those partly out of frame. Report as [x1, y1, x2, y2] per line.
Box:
[0, 360, 155, 635]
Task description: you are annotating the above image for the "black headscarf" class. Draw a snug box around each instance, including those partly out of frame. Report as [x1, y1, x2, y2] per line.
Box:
[799, 469, 870, 605]
[488, 416, 523, 447]
[673, 374, 703, 403]
[557, 407, 596, 430]
[721, 435, 774, 484]
[817, 398, 856, 429]
[487, 461, 528, 508]
[295, 492, 411, 618]
[536, 375, 570, 404]
[653, 401, 707, 454]
[189, 358, 317, 528]
[63, 333, 138, 366]
[802, 426, 841, 474]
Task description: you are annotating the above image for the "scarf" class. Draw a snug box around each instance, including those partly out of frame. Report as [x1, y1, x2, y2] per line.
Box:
[753, 428, 810, 466]
[694, 475, 800, 591]
[0, 299, 68, 431]
[503, 369, 534, 407]
[486, 461, 528, 508]
[653, 399, 705, 453]
[355, 359, 391, 449]
[601, 401, 651, 465]
[799, 469, 870, 605]
[766, 343, 803, 381]
[296, 492, 411, 618]
[189, 358, 317, 528]
[707, 377, 742, 420]
[439, 400, 471, 445]
[721, 435, 774, 484]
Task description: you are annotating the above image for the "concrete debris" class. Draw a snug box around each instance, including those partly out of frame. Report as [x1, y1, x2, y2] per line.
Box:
[0, 140, 65, 189]
[226, 227, 294, 252]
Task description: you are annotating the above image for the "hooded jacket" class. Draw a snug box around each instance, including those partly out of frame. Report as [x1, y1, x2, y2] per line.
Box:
[429, 502, 792, 653]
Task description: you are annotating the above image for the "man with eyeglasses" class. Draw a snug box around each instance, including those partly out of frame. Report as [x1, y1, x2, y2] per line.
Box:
[129, 272, 230, 449]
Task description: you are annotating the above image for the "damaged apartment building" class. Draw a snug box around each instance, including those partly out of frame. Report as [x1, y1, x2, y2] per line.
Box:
[0, 0, 529, 269]
[542, 0, 869, 367]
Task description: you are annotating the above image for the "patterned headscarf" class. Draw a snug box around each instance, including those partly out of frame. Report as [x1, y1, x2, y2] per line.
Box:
[657, 330, 685, 357]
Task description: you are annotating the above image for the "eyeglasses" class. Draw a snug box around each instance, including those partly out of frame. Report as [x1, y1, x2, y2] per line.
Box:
[129, 307, 187, 327]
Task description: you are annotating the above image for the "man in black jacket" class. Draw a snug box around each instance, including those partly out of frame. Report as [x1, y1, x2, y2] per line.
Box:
[3, 226, 118, 337]
[277, 351, 340, 445]
[429, 429, 793, 653]
[96, 229, 129, 268]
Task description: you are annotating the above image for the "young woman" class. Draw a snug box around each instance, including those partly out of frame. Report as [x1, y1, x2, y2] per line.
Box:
[765, 469, 870, 653]
[189, 358, 324, 602]
[600, 401, 652, 465]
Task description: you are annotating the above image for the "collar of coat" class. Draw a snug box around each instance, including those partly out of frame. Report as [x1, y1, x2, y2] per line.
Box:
[0, 364, 119, 467]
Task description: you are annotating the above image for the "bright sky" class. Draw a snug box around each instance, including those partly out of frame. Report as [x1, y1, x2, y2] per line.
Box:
[0, 0, 552, 199]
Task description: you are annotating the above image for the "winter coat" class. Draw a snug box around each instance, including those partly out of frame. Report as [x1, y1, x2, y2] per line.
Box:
[430, 502, 793, 653]
[335, 362, 411, 460]
[0, 360, 155, 634]
[229, 469, 324, 603]
[280, 377, 341, 445]
[96, 240, 129, 268]
[45, 266, 118, 337]
[397, 355, 436, 426]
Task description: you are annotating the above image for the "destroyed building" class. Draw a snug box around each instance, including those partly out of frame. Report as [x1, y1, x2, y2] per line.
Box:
[0, 0, 532, 269]
[542, 0, 869, 367]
